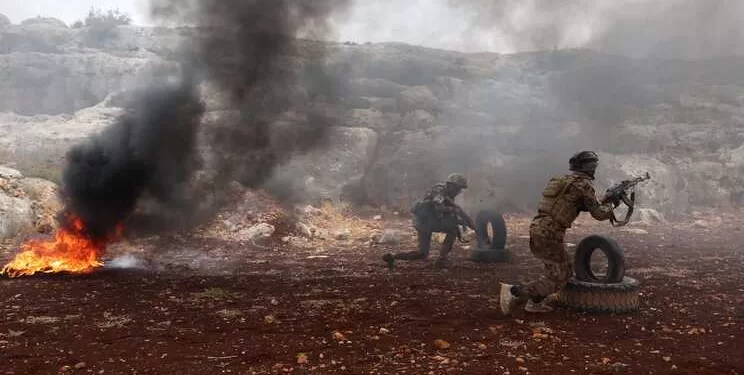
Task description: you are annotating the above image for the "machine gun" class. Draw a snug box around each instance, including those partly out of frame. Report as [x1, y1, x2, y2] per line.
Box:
[601, 172, 651, 227]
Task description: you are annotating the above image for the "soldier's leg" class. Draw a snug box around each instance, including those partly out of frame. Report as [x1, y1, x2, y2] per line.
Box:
[520, 238, 570, 293]
[501, 226, 569, 314]
[382, 229, 430, 268]
[397, 229, 432, 260]
[521, 245, 571, 312]
[434, 232, 456, 268]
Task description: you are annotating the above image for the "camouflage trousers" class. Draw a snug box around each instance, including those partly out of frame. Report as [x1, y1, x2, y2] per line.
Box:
[388, 212, 457, 261]
[522, 220, 572, 301]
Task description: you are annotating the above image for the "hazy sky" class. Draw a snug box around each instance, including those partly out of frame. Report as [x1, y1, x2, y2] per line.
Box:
[0, 0, 599, 53]
[2, 0, 743, 57]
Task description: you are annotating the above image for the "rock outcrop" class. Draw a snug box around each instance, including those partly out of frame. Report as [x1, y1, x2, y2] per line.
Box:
[2, 19, 744, 224]
[0, 166, 62, 238]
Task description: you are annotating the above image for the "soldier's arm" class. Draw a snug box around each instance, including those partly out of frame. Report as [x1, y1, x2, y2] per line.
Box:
[577, 180, 613, 221]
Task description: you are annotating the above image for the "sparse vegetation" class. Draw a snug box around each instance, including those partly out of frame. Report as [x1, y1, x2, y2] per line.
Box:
[83, 7, 131, 27]
[76, 7, 132, 47]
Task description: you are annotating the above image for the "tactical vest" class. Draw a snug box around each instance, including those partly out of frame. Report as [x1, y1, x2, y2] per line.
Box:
[536, 174, 583, 229]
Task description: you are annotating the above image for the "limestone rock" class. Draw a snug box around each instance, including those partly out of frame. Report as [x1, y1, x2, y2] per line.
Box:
[399, 86, 440, 113]
[0, 166, 23, 180]
[377, 229, 403, 245]
[333, 229, 351, 240]
[237, 223, 276, 241]
[0, 192, 34, 238]
[349, 78, 405, 98]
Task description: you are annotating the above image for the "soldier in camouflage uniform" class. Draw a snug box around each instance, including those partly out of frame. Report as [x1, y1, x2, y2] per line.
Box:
[382, 173, 471, 269]
[500, 151, 615, 314]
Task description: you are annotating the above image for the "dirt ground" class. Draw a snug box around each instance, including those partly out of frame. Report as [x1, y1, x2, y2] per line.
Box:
[1, 212, 743, 375]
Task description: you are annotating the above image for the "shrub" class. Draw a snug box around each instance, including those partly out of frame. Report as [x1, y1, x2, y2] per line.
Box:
[79, 7, 132, 47]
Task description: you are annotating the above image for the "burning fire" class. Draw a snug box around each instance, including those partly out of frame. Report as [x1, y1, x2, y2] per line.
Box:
[0, 214, 122, 278]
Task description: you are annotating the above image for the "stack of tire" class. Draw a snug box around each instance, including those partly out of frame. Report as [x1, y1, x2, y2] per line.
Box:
[469, 210, 510, 263]
[552, 235, 640, 313]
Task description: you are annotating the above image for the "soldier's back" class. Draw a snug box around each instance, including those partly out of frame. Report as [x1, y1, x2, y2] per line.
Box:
[534, 173, 592, 230]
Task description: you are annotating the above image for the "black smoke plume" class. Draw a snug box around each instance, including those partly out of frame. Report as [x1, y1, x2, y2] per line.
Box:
[61, 80, 204, 241]
[59, 0, 350, 241]
[149, 0, 351, 191]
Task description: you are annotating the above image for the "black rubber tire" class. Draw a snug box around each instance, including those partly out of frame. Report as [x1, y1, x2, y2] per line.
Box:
[551, 277, 640, 314]
[469, 248, 510, 263]
[573, 235, 625, 283]
[475, 210, 507, 250]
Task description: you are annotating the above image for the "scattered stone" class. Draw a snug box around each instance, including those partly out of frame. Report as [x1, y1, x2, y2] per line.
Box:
[433, 339, 450, 350]
[297, 222, 315, 238]
[377, 229, 403, 245]
[633, 208, 667, 225]
[296, 353, 308, 365]
[333, 229, 351, 240]
[620, 228, 649, 235]
[373, 215, 382, 221]
[0, 166, 23, 179]
[237, 223, 276, 241]
[74, 362, 86, 369]
[299, 205, 322, 216]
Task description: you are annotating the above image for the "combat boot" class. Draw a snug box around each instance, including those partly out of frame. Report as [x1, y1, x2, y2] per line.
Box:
[525, 299, 554, 313]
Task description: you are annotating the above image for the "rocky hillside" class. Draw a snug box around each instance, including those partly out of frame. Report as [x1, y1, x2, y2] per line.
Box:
[2, 15, 744, 220]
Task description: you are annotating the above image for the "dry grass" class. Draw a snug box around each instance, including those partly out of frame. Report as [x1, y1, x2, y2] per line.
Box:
[296, 201, 392, 248]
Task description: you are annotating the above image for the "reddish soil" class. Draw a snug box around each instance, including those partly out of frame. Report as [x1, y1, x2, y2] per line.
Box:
[1, 213, 743, 375]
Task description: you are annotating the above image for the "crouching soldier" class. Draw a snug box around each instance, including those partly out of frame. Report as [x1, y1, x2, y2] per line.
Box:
[499, 151, 615, 314]
[382, 173, 473, 269]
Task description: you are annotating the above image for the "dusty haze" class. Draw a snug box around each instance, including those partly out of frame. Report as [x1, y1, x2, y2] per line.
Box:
[2, 0, 744, 222]
[6, 0, 744, 57]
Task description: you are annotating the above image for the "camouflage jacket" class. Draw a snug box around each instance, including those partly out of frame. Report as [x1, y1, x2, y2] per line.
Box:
[421, 182, 460, 214]
[534, 171, 613, 230]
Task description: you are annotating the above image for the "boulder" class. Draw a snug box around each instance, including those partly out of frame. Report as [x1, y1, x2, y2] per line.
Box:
[0, 166, 23, 179]
[629, 208, 667, 226]
[236, 223, 276, 241]
[377, 229, 403, 245]
[333, 229, 351, 240]
[0, 192, 34, 238]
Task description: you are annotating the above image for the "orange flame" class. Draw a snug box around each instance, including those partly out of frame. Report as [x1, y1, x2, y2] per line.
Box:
[0, 215, 123, 278]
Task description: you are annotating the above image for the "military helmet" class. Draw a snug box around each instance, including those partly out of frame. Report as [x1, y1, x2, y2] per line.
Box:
[569, 151, 599, 174]
[446, 173, 468, 189]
